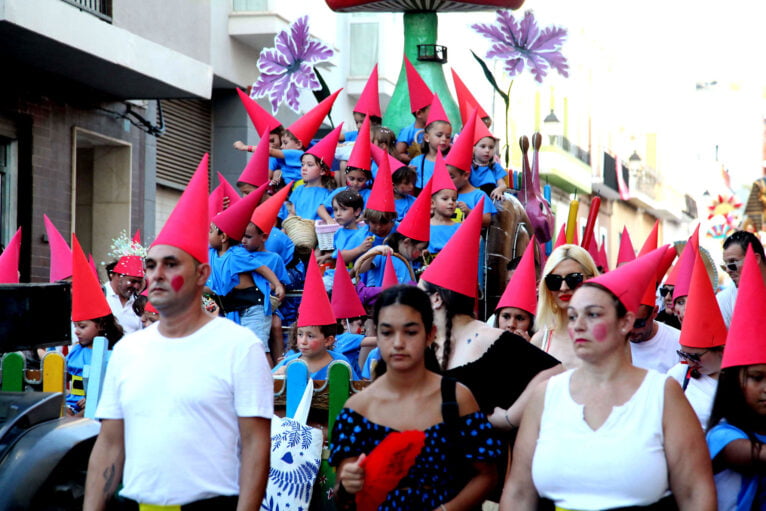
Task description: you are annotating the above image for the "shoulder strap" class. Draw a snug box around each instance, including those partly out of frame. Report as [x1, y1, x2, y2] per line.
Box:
[682, 366, 692, 391]
[441, 376, 460, 426]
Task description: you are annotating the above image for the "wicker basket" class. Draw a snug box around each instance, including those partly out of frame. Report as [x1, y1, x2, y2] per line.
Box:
[315, 220, 341, 251]
[282, 216, 317, 249]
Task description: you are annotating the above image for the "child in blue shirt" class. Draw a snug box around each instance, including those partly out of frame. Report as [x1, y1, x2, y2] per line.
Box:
[273, 322, 360, 380]
[409, 119, 452, 190]
[393, 166, 417, 222]
[395, 105, 429, 165]
[471, 135, 508, 200]
[269, 130, 305, 184]
[448, 164, 497, 228]
[317, 167, 372, 223]
[285, 152, 336, 221]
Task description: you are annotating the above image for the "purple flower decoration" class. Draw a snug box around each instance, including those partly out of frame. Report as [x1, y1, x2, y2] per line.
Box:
[472, 10, 568, 83]
[252, 16, 334, 114]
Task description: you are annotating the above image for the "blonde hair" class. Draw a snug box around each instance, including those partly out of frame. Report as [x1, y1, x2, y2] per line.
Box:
[536, 244, 599, 330]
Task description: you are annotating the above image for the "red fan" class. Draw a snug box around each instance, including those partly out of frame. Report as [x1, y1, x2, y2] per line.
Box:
[356, 430, 426, 511]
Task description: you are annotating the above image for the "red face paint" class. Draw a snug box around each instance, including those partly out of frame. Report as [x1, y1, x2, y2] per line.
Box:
[171, 275, 184, 292]
[592, 323, 608, 342]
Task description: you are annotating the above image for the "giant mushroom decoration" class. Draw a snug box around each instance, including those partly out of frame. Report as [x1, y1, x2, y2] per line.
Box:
[325, 0, 525, 135]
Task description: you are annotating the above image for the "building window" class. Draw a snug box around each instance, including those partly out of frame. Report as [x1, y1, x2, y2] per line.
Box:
[0, 138, 17, 248]
[349, 22, 379, 77]
[232, 0, 268, 11]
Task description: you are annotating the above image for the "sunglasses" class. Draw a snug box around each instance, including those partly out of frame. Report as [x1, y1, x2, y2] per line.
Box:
[676, 349, 708, 363]
[720, 259, 744, 273]
[544, 272, 584, 292]
[659, 286, 673, 297]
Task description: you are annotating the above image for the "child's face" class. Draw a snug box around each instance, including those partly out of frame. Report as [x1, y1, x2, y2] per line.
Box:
[497, 307, 533, 335]
[269, 133, 281, 149]
[282, 134, 302, 150]
[237, 182, 257, 196]
[448, 166, 469, 189]
[742, 364, 766, 416]
[399, 238, 428, 262]
[333, 201, 360, 228]
[301, 155, 323, 183]
[367, 218, 393, 238]
[394, 179, 414, 198]
[432, 189, 457, 217]
[345, 169, 368, 192]
[373, 138, 389, 152]
[242, 223, 266, 252]
[415, 106, 431, 123]
[208, 223, 224, 250]
[141, 312, 159, 328]
[424, 122, 452, 154]
[296, 326, 333, 360]
[474, 137, 496, 164]
[346, 317, 365, 335]
[353, 112, 365, 131]
[74, 320, 99, 346]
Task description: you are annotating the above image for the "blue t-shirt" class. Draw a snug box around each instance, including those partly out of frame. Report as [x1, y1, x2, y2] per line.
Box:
[248, 249, 292, 315]
[268, 155, 279, 172]
[344, 130, 358, 142]
[397, 122, 425, 147]
[273, 350, 361, 380]
[276, 148, 304, 183]
[334, 332, 365, 373]
[360, 222, 398, 248]
[289, 185, 331, 221]
[458, 188, 497, 216]
[428, 223, 460, 254]
[65, 343, 92, 409]
[333, 226, 369, 260]
[361, 254, 413, 287]
[265, 227, 295, 267]
[707, 422, 766, 511]
[470, 161, 507, 188]
[395, 194, 417, 222]
[410, 154, 436, 189]
[361, 347, 380, 379]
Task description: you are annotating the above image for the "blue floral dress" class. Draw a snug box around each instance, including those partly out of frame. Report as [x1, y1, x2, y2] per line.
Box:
[329, 408, 502, 510]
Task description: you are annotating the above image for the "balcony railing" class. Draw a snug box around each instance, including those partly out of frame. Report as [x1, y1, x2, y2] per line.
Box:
[61, 0, 112, 22]
[551, 136, 591, 166]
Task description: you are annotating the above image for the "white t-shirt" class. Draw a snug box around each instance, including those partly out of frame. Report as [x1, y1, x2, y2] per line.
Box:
[630, 321, 681, 374]
[96, 317, 273, 505]
[532, 369, 670, 509]
[716, 282, 737, 329]
[104, 283, 142, 334]
[667, 362, 717, 429]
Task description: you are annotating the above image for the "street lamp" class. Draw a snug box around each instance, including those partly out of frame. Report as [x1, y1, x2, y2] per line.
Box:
[543, 109, 561, 145]
[628, 150, 642, 174]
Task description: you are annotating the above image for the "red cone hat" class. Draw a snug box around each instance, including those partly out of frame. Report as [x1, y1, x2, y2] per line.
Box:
[672, 225, 700, 301]
[639, 244, 677, 307]
[616, 227, 636, 266]
[251, 181, 293, 235]
[431, 151, 456, 194]
[473, 115, 496, 144]
[421, 197, 485, 298]
[381, 254, 399, 289]
[587, 246, 667, 314]
[297, 251, 336, 327]
[87, 254, 99, 280]
[397, 179, 432, 243]
[331, 254, 366, 319]
[114, 230, 145, 278]
[722, 247, 766, 368]
[664, 259, 681, 287]
[212, 182, 268, 241]
[152, 153, 211, 264]
[496, 237, 537, 316]
[237, 87, 281, 137]
[679, 250, 727, 349]
[445, 108, 477, 173]
[287, 89, 342, 148]
[209, 172, 242, 221]
[306, 123, 343, 169]
[638, 220, 659, 257]
[44, 214, 72, 282]
[237, 135, 271, 187]
[553, 224, 567, 249]
[0, 227, 21, 284]
[71, 234, 112, 321]
[346, 115, 372, 171]
[370, 143, 406, 174]
[404, 55, 433, 113]
[425, 94, 449, 127]
[586, 235, 600, 268]
[354, 64, 381, 118]
[451, 68, 489, 125]
[597, 240, 609, 273]
[366, 151, 395, 213]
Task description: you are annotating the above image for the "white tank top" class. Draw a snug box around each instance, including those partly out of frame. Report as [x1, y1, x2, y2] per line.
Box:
[532, 369, 670, 510]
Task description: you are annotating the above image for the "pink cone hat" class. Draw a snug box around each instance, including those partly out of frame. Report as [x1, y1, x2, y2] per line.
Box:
[237, 135, 271, 187]
[451, 68, 489, 125]
[431, 151, 456, 194]
[251, 182, 293, 235]
[366, 151, 396, 213]
[287, 89, 342, 148]
[212, 182, 268, 241]
[297, 251, 336, 327]
[44, 214, 72, 282]
[237, 87, 281, 137]
[445, 108, 477, 173]
[722, 246, 766, 368]
[404, 55, 433, 113]
[424, 94, 449, 127]
[381, 254, 399, 289]
[354, 64, 381, 118]
[347, 115, 372, 171]
[679, 250, 727, 349]
[305, 123, 344, 169]
[331, 254, 366, 319]
[0, 227, 22, 284]
[397, 179, 432, 243]
[496, 236, 537, 316]
[209, 172, 242, 221]
[616, 226, 636, 266]
[71, 234, 112, 321]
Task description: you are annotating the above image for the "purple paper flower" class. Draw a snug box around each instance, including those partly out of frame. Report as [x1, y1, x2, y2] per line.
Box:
[252, 16, 334, 114]
[472, 10, 568, 83]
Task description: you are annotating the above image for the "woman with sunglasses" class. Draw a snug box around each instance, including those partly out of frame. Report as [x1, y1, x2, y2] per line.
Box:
[531, 244, 599, 369]
[501, 248, 716, 510]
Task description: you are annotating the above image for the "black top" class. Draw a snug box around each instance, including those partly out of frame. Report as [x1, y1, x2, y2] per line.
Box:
[445, 331, 561, 414]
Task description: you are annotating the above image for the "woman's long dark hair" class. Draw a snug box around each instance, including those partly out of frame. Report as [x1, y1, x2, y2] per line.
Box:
[419, 280, 475, 371]
[708, 366, 766, 457]
[371, 284, 440, 378]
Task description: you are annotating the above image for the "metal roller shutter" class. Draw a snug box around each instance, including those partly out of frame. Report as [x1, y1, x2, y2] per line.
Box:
[156, 99, 212, 190]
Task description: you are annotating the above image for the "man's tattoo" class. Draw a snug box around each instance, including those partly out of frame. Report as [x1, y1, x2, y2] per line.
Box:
[102, 464, 116, 497]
